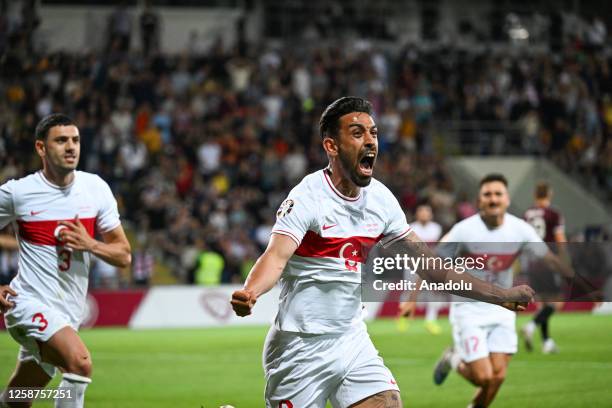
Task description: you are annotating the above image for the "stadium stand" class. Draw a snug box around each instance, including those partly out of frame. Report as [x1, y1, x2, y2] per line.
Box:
[0, 1, 610, 288]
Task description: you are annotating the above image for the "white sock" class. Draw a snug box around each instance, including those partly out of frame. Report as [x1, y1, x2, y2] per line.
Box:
[55, 373, 91, 408]
[426, 302, 441, 321]
[524, 321, 536, 335]
[450, 350, 462, 370]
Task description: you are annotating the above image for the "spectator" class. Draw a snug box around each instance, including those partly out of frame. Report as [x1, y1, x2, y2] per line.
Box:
[132, 242, 155, 286]
[1, 22, 610, 289]
[107, 3, 133, 52]
[139, 1, 160, 57]
[194, 243, 225, 286]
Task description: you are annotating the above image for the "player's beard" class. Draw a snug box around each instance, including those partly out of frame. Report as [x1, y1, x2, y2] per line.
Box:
[48, 151, 79, 175]
[338, 146, 373, 187]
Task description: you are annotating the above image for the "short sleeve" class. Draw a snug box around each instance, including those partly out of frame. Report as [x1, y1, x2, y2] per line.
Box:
[441, 224, 460, 242]
[0, 180, 17, 229]
[521, 220, 549, 258]
[95, 177, 121, 233]
[554, 212, 566, 235]
[271, 193, 316, 247]
[379, 195, 411, 248]
[436, 224, 463, 257]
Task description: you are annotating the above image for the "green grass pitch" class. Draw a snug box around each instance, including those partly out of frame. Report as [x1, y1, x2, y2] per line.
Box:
[1, 312, 611, 407]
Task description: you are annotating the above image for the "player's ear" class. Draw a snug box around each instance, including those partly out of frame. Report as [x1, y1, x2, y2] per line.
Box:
[322, 136, 338, 157]
[35, 139, 46, 157]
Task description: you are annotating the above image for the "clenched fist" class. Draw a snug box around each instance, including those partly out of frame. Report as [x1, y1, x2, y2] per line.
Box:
[0, 285, 17, 314]
[230, 289, 257, 317]
[500, 284, 535, 311]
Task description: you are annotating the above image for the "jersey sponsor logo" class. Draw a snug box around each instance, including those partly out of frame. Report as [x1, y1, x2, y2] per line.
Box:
[30, 209, 46, 216]
[17, 218, 96, 246]
[276, 199, 294, 219]
[322, 223, 337, 231]
[390, 378, 397, 385]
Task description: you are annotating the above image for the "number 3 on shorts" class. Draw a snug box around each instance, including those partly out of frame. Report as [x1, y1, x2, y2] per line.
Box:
[32, 312, 48, 332]
[58, 249, 72, 271]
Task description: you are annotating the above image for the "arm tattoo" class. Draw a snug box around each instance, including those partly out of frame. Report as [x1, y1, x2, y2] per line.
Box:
[350, 390, 402, 408]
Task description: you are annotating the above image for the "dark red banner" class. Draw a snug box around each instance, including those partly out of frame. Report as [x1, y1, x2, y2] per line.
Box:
[1, 289, 147, 330]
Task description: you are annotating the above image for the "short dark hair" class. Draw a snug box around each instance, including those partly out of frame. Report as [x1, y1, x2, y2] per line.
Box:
[479, 173, 508, 188]
[319, 96, 372, 139]
[535, 181, 551, 199]
[35, 114, 76, 141]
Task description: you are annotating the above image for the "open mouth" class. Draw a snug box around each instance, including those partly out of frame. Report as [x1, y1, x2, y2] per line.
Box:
[358, 151, 376, 176]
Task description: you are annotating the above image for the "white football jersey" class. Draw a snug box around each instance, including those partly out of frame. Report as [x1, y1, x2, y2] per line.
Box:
[0, 171, 120, 326]
[272, 169, 411, 334]
[411, 221, 442, 243]
[445, 213, 547, 320]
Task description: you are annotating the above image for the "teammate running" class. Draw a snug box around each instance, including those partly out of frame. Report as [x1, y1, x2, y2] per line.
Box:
[0, 114, 131, 408]
[432, 174, 571, 408]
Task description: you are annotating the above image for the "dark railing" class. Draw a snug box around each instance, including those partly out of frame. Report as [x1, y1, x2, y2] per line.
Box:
[432, 120, 527, 156]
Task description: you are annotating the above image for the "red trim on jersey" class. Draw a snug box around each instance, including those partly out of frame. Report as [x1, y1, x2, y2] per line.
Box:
[271, 229, 301, 246]
[465, 252, 519, 272]
[322, 170, 361, 202]
[17, 218, 97, 246]
[295, 231, 383, 263]
[381, 227, 412, 247]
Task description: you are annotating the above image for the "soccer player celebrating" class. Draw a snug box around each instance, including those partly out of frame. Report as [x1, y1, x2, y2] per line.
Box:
[522, 182, 567, 354]
[0, 114, 131, 408]
[231, 97, 534, 408]
[432, 174, 571, 408]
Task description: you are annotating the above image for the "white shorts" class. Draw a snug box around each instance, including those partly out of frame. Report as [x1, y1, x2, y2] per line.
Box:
[4, 296, 74, 378]
[450, 304, 517, 363]
[263, 324, 399, 408]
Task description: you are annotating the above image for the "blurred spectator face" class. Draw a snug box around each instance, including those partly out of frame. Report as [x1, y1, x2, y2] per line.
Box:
[415, 205, 433, 223]
[331, 112, 378, 187]
[478, 181, 510, 219]
[36, 125, 81, 173]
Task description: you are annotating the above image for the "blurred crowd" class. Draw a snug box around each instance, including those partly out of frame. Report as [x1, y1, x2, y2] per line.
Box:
[0, 5, 610, 287]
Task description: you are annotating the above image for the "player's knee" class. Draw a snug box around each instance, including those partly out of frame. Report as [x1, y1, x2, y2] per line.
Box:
[472, 371, 493, 387]
[65, 353, 92, 377]
[492, 369, 506, 385]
